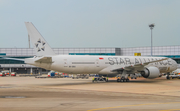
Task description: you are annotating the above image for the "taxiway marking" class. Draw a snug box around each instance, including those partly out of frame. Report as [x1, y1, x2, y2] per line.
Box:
[160, 109, 180, 111]
[87, 102, 180, 111]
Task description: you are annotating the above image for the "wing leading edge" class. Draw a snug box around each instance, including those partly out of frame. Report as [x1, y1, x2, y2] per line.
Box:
[111, 58, 168, 72]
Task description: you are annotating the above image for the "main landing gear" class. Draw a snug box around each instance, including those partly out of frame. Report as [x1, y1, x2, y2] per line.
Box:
[117, 78, 129, 82]
[92, 77, 130, 83]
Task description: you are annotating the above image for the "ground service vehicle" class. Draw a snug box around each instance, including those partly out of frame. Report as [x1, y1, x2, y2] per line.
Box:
[166, 73, 180, 79]
[0, 72, 6, 76]
[2, 70, 10, 76]
[11, 72, 17, 76]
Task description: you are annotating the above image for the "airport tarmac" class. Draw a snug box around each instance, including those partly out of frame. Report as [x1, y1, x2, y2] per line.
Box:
[0, 76, 180, 111]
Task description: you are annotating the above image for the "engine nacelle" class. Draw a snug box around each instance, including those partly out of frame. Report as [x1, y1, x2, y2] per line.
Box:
[141, 67, 160, 79]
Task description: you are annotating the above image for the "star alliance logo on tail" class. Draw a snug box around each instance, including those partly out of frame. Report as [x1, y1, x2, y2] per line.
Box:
[37, 38, 41, 43]
[34, 38, 46, 52]
[37, 47, 41, 52]
[35, 43, 38, 47]
[41, 46, 45, 51]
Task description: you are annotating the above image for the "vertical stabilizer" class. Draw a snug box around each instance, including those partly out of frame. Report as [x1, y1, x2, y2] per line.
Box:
[25, 22, 56, 56]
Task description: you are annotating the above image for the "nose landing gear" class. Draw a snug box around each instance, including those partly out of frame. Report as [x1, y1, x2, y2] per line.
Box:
[166, 72, 170, 80]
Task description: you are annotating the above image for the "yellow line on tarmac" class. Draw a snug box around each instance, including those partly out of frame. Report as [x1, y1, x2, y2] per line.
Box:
[160, 109, 180, 111]
[87, 102, 180, 111]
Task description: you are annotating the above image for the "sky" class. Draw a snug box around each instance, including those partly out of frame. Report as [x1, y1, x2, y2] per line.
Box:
[0, 0, 180, 48]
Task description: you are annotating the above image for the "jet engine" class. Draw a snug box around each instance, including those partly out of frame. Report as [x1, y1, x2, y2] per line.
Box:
[141, 67, 160, 79]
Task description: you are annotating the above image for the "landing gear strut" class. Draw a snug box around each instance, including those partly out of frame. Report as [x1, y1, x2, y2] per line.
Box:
[117, 71, 130, 82]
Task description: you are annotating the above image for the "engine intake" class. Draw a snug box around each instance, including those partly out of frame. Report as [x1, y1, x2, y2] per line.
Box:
[141, 67, 160, 79]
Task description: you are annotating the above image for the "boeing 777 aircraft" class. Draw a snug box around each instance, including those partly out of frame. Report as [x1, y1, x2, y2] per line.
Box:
[24, 22, 178, 82]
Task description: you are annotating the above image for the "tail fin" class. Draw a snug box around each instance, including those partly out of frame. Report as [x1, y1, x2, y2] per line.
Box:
[25, 22, 56, 56]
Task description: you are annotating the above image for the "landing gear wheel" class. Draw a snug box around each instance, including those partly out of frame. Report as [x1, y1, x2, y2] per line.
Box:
[126, 79, 129, 82]
[117, 79, 119, 82]
[166, 76, 170, 80]
[121, 79, 124, 82]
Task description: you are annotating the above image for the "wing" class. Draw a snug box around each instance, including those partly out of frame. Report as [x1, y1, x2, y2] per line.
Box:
[111, 58, 168, 72]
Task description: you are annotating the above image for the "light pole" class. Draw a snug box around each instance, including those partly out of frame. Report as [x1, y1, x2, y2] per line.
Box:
[149, 24, 155, 56]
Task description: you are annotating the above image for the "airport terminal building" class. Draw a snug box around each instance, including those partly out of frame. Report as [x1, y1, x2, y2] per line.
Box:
[0, 46, 180, 74]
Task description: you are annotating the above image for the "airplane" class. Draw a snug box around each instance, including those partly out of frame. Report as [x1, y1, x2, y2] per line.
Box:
[24, 22, 178, 82]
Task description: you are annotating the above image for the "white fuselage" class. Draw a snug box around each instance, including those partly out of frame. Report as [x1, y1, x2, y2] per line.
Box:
[25, 55, 178, 75]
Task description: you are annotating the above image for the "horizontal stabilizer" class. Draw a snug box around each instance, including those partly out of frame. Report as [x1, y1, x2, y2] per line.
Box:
[0, 57, 25, 61]
[35, 56, 53, 63]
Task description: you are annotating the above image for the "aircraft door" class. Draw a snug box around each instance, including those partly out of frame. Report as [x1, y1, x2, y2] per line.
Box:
[96, 59, 99, 67]
[64, 59, 68, 67]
